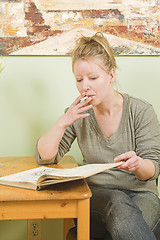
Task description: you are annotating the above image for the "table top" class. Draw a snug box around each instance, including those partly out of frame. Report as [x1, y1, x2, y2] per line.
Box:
[0, 156, 92, 201]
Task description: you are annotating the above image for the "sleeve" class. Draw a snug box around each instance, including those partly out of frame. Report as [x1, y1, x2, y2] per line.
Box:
[135, 104, 160, 180]
[35, 124, 77, 165]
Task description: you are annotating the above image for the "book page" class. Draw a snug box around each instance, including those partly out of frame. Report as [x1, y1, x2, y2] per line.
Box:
[0, 167, 50, 185]
[0, 162, 123, 185]
[39, 162, 123, 180]
[56, 162, 123, 178]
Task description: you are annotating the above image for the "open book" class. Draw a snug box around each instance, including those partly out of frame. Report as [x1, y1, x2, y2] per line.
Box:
[0, 162, 123, 190]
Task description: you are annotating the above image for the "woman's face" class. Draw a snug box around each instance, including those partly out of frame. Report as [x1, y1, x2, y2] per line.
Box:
[74, 58, 115, 106]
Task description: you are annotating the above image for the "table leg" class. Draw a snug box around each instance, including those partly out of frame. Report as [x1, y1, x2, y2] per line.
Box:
[77, 198, 90, 240]
[64, 218, 73, 240]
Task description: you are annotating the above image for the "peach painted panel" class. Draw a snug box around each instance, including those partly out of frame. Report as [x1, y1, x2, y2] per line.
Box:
[0, 0, 159, 55]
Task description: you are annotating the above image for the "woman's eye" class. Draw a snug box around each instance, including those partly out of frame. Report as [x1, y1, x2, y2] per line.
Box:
[77, 79, 82, 82]
[90, 77, 97, 80]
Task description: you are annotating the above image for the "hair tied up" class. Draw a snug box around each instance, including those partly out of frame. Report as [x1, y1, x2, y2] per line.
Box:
[72, 32, 117, 73]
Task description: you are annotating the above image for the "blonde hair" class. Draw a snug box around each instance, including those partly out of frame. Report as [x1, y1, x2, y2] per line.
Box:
[72, 32, 117, 73]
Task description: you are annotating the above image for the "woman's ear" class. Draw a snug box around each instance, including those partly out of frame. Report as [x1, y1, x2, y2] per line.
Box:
[109, 69, 115, 84]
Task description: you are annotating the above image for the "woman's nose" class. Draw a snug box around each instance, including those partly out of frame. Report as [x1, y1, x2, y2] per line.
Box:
[83, 85, 90, 92]
[84, 86, 90, 91]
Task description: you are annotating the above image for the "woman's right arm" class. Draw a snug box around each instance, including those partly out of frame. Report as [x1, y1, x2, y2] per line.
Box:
[37, 94, 93, 160]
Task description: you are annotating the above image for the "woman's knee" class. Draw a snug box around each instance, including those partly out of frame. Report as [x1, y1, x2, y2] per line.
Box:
[103, 190, 139, 221]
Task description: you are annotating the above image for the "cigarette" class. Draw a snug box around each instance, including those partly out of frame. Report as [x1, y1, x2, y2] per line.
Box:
[80, 96, 88, 103]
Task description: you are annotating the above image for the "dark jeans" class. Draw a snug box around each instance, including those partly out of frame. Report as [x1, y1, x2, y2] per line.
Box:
[90, 186, 160, 240]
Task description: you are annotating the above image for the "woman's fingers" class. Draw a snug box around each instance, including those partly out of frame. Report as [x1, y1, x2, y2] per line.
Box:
[73, 93, 86, 105]
[115, 151, 141, 172]
[77, 113, 90, 119]
[114, 151, 136, 162]
[63, 94, 94, 126]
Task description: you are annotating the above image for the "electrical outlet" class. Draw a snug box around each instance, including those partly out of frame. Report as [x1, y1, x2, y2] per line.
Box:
[28, 219, 42, 240]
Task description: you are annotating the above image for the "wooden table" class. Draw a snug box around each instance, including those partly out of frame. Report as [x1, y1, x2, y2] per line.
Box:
[0, 156, 92, 240]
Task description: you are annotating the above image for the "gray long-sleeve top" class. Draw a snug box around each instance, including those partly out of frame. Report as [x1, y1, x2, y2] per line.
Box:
[35, 94, 160, 195]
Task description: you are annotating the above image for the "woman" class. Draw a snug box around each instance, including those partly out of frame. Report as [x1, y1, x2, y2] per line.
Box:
[35, 33, 160, 240]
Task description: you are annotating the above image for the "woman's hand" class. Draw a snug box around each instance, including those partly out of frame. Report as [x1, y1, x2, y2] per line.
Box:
[37, 93, 93, 160]
[60, 93, 93, 128]
[114, 151, 155, 180]
[114, 151, 142, 172]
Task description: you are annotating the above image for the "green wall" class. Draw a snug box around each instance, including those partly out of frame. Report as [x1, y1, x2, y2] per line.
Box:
[0, 55, 159, 240]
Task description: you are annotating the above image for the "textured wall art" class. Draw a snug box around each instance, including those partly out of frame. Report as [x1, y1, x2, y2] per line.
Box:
[0, 0, 160, 55]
